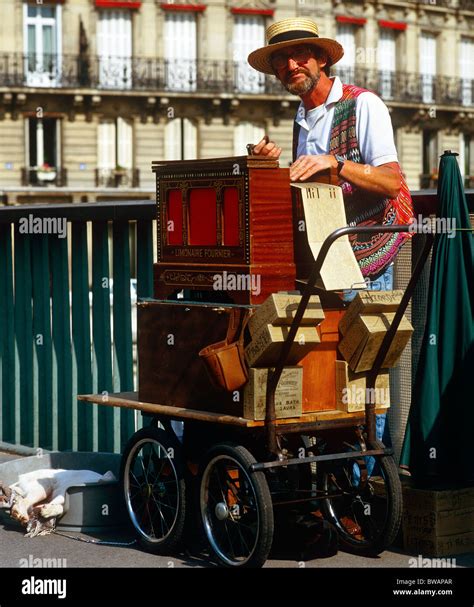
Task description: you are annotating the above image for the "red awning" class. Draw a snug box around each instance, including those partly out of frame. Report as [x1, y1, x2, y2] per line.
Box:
[160, 3, 207, 11]
[378, 19, 407, 31]
[231, 7, 274, 16]
[95, 0, 142, 8]
[336, 15, 367, 26]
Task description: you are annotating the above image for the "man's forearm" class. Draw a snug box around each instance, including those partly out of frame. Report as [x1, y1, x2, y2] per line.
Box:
[336, 159, 401, 199]
[290, 154, 402, 199]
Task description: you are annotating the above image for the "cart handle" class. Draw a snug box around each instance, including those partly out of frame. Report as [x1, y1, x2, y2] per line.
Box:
[264, 225, 434, 455]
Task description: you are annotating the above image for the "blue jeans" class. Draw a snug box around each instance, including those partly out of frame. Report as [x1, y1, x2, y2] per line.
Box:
[343, 264, 394, 480]
[171, 420, 184, 442]
[342, 263, 394, 303]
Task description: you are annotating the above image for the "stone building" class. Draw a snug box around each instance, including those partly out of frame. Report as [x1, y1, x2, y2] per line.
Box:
[0, 0, 473, 204]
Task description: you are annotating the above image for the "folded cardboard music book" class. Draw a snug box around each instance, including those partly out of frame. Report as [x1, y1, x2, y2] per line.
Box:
[291, 182, 365, 291]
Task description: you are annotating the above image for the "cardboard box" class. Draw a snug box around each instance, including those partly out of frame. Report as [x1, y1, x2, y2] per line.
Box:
[335, 360, 390, 412]
[339, 312, 413, 373]
[339, 290, 405, 336]
[243, 366, 303, 420]
[245, 324, 320, 367]
[401, 482, 474, 556]
[249, 293, 325, 336]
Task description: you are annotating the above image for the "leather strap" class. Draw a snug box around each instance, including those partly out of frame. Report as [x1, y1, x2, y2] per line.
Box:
[226, 307, 249, 345]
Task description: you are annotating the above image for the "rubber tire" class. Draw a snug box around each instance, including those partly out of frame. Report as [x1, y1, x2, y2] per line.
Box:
[319, 440, 402, 556]
[199, 442, 274, 568]
[120, 425, 186, 555]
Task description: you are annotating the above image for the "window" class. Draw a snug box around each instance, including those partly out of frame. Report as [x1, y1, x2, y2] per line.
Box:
[422, 130, 438, 188]
[26, 117, 61, 185]
[28, 118, 58, 169]
[24, 3, 62, 87]
[164, 13, 197, 92]
[233, 15, 265, 93]
[97, 9, 132, 89]
[378, 29, 396, 100]
[460, 38, 474, 106]
[460, 133, 474, 186]
[164, 118, 197, 160]
[98, 117, 133, 168]
[97, 117, 136, 187]
[234, 122, 265, 156]
[336, 24, 356, 82]
[420, 33, 437, 104]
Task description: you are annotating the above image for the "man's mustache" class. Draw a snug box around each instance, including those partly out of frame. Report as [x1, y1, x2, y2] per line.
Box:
[286, 69, 310, 82]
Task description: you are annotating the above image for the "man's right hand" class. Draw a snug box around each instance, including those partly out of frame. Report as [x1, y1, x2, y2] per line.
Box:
[251, 136, 282, 159]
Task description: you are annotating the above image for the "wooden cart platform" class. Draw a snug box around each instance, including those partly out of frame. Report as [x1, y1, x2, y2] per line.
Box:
[78, 391, 387, 431]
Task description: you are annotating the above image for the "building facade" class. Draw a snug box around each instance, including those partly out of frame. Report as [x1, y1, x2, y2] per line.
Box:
[0, 0, 473, 204]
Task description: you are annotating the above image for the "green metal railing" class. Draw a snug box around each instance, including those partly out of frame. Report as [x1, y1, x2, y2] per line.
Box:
[0, 200, 154, 453]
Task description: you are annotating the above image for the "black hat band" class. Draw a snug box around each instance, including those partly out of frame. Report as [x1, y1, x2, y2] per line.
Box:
[269, 30, 319, 45]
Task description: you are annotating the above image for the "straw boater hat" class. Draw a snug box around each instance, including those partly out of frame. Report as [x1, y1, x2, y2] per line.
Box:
[248, 18, 344, 75]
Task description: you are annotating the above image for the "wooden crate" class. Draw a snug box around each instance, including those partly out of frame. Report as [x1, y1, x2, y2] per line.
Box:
[335, 360, 390, 412]
[138, 300, 239, 412]
[402, 482, 474, 557]
[339, 312, 413, 373]
[403, 530, 474, 558]
[339, 290, 405, 336]
[248, 293, 325, 336]
[243, 367, 302, 421]
[245, 324, 320, 367]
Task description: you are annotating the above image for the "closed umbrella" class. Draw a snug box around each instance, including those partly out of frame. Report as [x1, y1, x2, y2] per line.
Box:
[400, 150, 474, 485]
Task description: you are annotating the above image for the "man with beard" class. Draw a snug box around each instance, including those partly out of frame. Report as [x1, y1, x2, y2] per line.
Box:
[248, 18, 416, 471]
[247, 17, 414, 284]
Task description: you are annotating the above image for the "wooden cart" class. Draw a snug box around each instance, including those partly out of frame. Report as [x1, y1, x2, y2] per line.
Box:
[79, 219, 433, 568]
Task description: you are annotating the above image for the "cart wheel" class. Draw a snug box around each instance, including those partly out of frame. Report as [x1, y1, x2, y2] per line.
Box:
[199, 443, 274, 568]
[120, 426, 186, 554]
[319, 441, 402, 556]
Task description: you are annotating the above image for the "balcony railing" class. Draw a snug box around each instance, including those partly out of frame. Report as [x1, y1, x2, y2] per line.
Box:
[21, 167, 68, 187]
[407, 0, 454, 7]
[345, 0, 472, 7]
[95, 168, 140, 189]
[0, 53, 283, 95]
[2, 53, 473, 106]
[407, 0, 474, 7]
[334, 66, 474, 106]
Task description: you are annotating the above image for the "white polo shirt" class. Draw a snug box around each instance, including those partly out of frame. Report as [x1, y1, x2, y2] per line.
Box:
[295, 77, 398, 167]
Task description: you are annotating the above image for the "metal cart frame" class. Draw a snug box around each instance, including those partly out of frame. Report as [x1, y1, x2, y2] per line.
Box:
[79, 225, 433, 568]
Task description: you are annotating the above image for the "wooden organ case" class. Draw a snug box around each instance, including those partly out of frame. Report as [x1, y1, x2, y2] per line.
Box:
[152, 156, 297, 304]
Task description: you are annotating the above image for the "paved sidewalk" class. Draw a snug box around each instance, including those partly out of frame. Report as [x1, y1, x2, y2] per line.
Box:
[1, 451, 473, 569]
[0, 522, 432, 569]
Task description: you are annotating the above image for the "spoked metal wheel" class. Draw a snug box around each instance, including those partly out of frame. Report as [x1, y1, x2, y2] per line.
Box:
[319, 441, 402, 556]
[120, 426, 186, 554]
[199, 443, 273, 568]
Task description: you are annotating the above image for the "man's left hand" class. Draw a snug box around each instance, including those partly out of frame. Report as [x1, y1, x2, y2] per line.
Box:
[289, 154, 337, 182]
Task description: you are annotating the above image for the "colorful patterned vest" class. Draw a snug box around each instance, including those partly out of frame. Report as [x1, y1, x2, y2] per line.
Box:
[292, 83, 414, 280]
